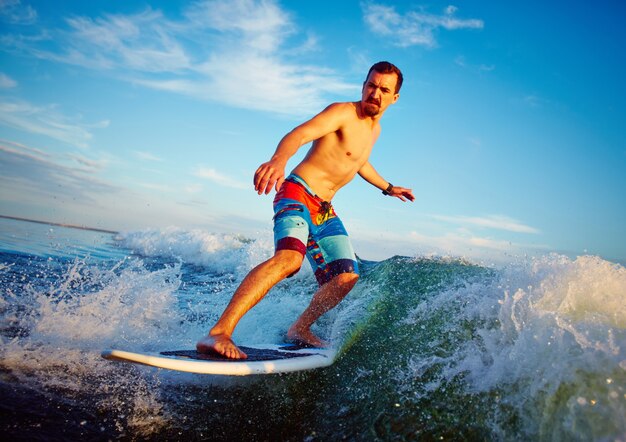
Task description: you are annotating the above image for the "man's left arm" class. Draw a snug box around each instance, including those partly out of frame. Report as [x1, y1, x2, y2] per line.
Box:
[358, 161, 415, 202]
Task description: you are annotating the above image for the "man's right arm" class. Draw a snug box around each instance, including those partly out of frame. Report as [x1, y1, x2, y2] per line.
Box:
[254, 103, 348, 195]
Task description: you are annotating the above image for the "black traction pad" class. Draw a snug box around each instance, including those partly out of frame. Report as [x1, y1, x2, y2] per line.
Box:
[160, 345, 317, 362]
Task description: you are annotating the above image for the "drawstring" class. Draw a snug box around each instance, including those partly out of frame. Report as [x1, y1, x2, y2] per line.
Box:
[316, 201, 333, 224]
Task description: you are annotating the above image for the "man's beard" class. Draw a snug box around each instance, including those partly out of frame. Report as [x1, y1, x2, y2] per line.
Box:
[363, 101, 380, 117]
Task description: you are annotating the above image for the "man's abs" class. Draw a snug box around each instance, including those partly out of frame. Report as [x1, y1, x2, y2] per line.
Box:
[291, 162, 359, 201]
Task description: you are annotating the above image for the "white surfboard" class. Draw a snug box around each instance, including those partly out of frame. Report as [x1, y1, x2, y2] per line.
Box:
[101, 344, 337, 376]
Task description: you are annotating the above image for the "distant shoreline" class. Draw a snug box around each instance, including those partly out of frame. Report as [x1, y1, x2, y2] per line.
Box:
[0, 215, 118, 235]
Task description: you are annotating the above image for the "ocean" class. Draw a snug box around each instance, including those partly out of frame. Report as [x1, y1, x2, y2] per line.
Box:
[0, 216, 624, 441]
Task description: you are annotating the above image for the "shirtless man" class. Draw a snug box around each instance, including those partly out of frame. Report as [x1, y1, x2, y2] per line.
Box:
[197, 61, 415, 359]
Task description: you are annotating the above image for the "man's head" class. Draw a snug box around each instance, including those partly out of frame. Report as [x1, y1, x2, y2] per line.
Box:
[361, 61, 402, 117]
[366, 61, 403, 94]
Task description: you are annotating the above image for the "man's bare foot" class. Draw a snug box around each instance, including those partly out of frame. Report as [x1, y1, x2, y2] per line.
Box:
[286, 326, 329, 348]
[196, 334, 247, 359]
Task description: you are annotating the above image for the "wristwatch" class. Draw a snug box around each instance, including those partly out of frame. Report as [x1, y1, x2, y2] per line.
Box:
[382, 183, 394, 195]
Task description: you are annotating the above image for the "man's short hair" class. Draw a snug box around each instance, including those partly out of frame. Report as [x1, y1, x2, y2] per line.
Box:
[367, 61, 403, 94]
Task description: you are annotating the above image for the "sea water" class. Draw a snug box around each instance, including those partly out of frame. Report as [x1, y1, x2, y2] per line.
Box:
[0, 217, 624, 441]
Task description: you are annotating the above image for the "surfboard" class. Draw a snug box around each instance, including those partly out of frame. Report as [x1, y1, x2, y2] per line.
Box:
[101, 344, 337, 375]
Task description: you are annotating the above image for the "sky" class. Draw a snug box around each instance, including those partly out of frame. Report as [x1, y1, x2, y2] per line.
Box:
[0, 0, 624, 264]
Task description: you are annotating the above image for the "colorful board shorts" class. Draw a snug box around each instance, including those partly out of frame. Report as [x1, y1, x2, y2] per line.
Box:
[273, 174, 359, 286]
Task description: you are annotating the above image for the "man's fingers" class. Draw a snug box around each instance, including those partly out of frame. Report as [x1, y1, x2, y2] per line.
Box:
[253, 167, 268, 190]
[274, 176, 285, 193]
[392, 187, 415, 202]
[254, 164, 284, 195]
[266, 173, 284, 194]
[261, 173, 278, 194]
[254, 166, 273, 192]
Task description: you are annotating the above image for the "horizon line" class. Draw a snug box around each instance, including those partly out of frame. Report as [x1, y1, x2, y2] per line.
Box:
[0, 214, 118, 235]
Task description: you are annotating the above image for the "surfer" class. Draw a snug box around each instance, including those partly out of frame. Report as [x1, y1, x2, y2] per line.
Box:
[197, 61, 415, 359]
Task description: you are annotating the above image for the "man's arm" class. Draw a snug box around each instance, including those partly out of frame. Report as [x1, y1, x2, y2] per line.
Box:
[254, 103, 348, 195]
[358, 161, 415, 202]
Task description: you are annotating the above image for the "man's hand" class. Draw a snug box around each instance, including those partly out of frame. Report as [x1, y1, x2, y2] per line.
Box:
[254, 160, 286, 195]
[389, 186, 415, 202]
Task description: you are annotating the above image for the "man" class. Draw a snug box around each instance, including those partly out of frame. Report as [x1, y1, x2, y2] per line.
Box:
[197, 61, 415, 359]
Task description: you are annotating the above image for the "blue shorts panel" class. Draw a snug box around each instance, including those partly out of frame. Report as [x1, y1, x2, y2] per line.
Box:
[273, 177, 359, 286]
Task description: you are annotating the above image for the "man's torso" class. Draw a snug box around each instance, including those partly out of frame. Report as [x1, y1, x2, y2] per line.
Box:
[292, 102, 380, 201]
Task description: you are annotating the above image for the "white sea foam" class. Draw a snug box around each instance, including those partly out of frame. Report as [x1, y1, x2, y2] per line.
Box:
[0, 256, 188, 436]
[1, 227, 320, 382]
[116, 227, 280, 278]
[404, 253, 626, 438]
[113, 226, 318, 344]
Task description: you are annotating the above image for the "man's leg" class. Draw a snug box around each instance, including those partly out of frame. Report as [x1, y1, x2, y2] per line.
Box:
[286, 272, 359, 347]
[197, 249, 303, 359]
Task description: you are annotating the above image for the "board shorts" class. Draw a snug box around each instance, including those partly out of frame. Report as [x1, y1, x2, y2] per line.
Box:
[273, 173, 359, 286]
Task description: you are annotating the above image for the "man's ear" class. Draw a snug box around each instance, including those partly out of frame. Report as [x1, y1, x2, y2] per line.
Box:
[392, 93, 400, 104]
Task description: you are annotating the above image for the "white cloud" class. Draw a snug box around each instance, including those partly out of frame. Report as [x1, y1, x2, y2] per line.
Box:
[184, 0, 293, 52]
[194, 166, 249, 190]
[0, 139, 121, 205]
[523, 94, 549, 107]
[0, 72, 17, 88]
[0, 0, 37, 25]
[134, 150, 163, 162]
[139, 52, 354, 116]
[408, 229, 547, 258]
[349, 222, 547, 263]
[62, 8, 191, 72]
[362, 3, 483, 48]
[139, 182, 171, 192]
[0, 99, 108, 148]
[431, 214, 540, 234]
[185, 183, 204, 194]
[5, 0, 355, 117]
[0, 101, 92, 147]
[65, 152, 108, 172]
[455, 55, 495, 73]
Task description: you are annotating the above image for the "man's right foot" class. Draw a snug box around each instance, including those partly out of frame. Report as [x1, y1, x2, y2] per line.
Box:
[196, 334, 247, 359]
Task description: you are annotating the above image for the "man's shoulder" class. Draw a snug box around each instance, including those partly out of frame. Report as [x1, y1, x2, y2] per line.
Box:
[319, 102, 359, 120]
[325, 101, 358, 111]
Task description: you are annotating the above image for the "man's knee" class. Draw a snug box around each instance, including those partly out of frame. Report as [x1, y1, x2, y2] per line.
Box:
[272, 249, 304, 277]
[334, 272, 359, 290]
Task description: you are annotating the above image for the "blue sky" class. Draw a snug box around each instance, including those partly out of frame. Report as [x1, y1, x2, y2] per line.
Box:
[0, 0, 624, 264]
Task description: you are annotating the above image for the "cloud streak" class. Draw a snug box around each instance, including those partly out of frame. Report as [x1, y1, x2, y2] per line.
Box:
[194, 166, 249, 190]
[0, 0, 37, 25]
[0, 139, 121, 205]
[431, 214, 540, 234]
[0, 72, 17, 88]
[0, 99, 109, 148]
[408, 229, 548, 260]
[350, 222, 547, 263]
[61, 8, 191, 72]
[4, 0, 355, 117]
[362, 3, 483, 48]
[134, 150, 163, 162]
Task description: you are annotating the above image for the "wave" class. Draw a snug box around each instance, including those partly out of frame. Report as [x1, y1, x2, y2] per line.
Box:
[115, 227, 287, 279]
[1, 226, 624, 440]
[340, 254, 626, 440]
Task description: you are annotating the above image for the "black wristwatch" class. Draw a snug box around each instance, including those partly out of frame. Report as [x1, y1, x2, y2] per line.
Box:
[382, 183, 394, 196]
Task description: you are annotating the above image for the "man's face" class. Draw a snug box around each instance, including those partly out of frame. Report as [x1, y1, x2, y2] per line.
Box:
[361, 71, 399, 117]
